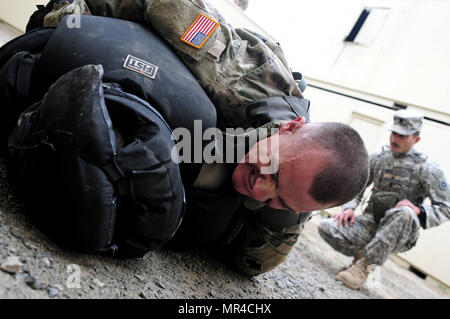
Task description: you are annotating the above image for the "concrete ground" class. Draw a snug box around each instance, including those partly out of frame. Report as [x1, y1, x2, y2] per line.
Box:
[1, 21, 449, 300]
[0, 157, 448, 299]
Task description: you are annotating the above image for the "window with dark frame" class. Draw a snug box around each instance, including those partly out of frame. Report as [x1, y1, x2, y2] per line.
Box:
[344, 8, 371, 42]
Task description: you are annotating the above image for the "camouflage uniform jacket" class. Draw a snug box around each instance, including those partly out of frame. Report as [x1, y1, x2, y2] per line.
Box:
[342, 146, 450, 229]
[38, 0, 306, 275]
[42, 0, 303, 127]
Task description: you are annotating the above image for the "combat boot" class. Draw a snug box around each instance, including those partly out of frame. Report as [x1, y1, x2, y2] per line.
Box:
[336, 257, 370, 290]
[338, 251, 364, 272]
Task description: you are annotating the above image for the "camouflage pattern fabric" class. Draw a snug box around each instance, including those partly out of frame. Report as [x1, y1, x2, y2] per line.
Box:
[43, 0, 92, 27]
[42, 0, 302, 125]
[319, 207, 420, 265]
[233, 0, 249, 11]
[390, 109, 424, 136]
[319, 146, 450, 265]
[230, 222, 303, 276]
[41, 0, 305, 275]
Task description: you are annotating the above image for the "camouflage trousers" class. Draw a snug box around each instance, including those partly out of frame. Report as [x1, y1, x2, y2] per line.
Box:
[43, 0, 302, 125]
[318, 207, 421, 265]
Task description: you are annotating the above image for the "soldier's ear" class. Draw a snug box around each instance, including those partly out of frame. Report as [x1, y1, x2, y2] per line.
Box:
[279, 117, 305, 135]
[414, 135, 421, 144]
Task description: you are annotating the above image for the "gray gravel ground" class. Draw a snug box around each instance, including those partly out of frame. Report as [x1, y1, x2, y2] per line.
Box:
[0, 157, 448, 300]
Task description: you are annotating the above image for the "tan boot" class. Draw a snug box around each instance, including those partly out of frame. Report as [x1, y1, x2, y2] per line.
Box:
[338, 255, 361, 272]
[336, 257, 370, 290]
[338, 251, 365, 272]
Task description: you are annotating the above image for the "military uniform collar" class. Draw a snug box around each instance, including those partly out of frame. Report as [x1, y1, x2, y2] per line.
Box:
[391, 146, 416, 158]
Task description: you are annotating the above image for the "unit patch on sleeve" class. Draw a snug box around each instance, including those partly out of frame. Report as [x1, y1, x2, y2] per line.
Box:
[181, 13, 219, 49]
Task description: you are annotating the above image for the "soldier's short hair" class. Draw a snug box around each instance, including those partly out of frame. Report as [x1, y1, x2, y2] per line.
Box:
[305, 123, 369, 206]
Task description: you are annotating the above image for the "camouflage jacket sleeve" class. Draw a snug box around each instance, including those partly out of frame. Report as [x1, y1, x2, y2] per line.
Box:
[420, 161, 450, 229]
[43, 0, 148, 27]
[218, 214, 305, 276]
[42, 0, 302, 120]
[341, 151, 377, 211]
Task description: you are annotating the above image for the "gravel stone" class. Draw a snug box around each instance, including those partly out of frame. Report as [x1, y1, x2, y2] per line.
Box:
[0, 158, 448, 299]
[1, 256, 23, 274]
[24, 275, 43, 290]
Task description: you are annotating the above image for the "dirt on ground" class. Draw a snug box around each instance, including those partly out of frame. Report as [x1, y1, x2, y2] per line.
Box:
[0, 157, 448, 300]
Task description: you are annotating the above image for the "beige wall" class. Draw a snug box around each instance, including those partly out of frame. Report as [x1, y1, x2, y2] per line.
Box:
[0, 0, 43, 31]
[1, 0, 450, 287]
[306, 78, 450, 287]
[246, 0, 450, 118]
[245, 0, 450, 287]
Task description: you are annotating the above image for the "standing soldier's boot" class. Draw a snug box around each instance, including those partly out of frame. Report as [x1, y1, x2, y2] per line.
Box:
[336, 257, 371, 289]
[338, 251, 364, 272]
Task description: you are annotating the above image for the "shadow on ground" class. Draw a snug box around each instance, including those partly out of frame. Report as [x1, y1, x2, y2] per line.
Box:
[0, 158, 448, 299]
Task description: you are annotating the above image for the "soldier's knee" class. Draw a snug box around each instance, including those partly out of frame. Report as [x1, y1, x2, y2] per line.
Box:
[386, 206, 417, 220]
[383, 206, 420, 228]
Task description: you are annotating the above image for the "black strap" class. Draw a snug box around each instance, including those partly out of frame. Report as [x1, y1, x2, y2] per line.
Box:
[225, 96, 311, 130]
[101, 158, 131, 196]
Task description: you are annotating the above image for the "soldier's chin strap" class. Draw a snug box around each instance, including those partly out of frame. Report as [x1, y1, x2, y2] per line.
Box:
[292, 71, 308, 93]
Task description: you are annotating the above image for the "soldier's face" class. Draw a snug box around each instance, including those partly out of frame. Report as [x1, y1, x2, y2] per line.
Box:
[232, 119, 329, 213]
[390, 132, 420, 154]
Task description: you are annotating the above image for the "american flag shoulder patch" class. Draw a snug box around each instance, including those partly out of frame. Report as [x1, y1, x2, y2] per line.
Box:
[181, 13, 219, 49]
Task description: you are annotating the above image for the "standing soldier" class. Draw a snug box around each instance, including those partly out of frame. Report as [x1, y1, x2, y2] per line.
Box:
[318, 109, 450, 289]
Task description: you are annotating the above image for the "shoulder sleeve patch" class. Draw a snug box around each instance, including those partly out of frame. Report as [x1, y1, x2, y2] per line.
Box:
[181, 13, 219, 49]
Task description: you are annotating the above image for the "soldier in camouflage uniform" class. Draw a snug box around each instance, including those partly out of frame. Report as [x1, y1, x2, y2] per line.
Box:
[31, 0, 369, 276]
[33, 0, 305, 276]
[318, 110, 450, 289]
[41, 0, 302, 128]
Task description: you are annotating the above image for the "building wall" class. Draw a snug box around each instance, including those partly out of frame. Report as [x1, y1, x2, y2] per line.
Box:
[0, 0, 41, 31]
[305, 78, 450, 287]
[244, 0, 450, 287]
[1, 0, 449, 286]
[245, 0, 450, 119]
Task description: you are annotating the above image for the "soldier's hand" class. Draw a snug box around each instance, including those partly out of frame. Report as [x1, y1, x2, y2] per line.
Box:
[395, 199, 421, 215]
[332, 209, 355, 227]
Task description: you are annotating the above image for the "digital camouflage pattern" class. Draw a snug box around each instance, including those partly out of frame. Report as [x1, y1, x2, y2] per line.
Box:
[40, 0, 305, 275]
[319, 146, 450, 265]
[319, 206, 420, 265]
[233, 0, 249, 11]
[390, 109, 424, 136]
[228, 222, 304, 276]
[43, 0, 302, 125]
[43, 0, 92, 27]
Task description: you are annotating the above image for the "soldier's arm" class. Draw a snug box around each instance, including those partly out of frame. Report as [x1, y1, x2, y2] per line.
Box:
[341, 152, 376, 211]
[420, 162, 450, 229]
[218, 212, 307, 276]
[217, 207, 311, 276]
[42, 0, 147, 27]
